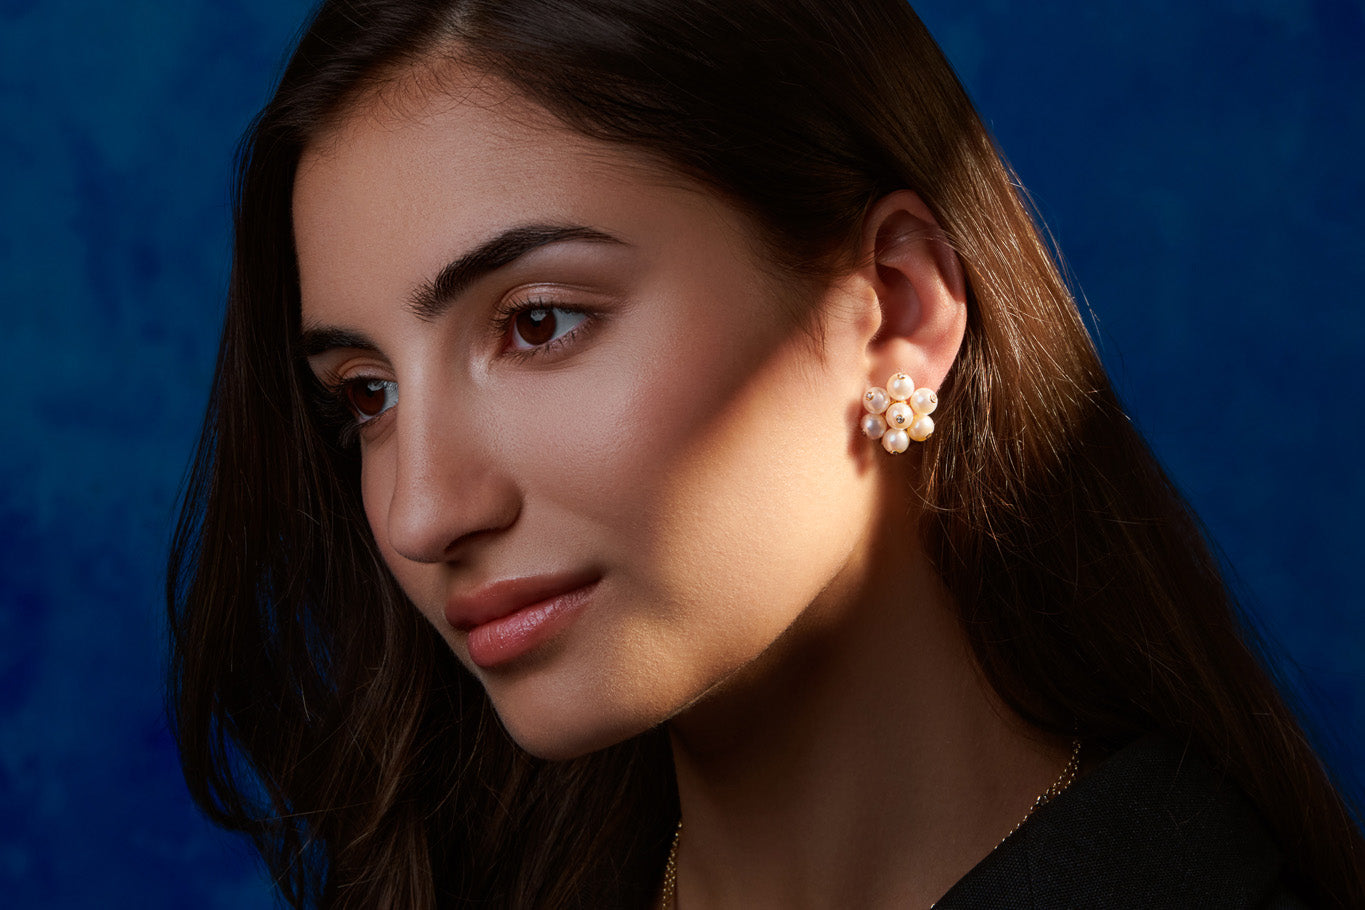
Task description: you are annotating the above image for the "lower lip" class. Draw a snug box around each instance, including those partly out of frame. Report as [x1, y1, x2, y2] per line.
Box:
[465, 581, 597, 669]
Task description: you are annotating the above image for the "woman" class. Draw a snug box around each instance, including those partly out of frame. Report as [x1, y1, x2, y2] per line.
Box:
[167, 0, 1364, 906]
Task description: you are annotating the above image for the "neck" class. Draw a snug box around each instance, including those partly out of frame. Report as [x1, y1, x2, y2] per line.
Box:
[666, 540, 1073, 909]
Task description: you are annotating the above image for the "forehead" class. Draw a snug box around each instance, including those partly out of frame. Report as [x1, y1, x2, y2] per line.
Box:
[300, 61, 632, 190]
[295, 64, 612, 240]
[291, 60, 765, 318]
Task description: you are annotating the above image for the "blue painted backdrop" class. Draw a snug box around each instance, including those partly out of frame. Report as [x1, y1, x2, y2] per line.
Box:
[1, 1, 1360, 905]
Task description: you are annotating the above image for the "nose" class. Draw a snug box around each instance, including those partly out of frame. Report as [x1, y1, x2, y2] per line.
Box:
[380, 394, 521, 565]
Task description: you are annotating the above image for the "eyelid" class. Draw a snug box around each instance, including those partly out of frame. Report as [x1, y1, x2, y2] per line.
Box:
[309, 346, 392, 382]
[314, 357, 393, 393]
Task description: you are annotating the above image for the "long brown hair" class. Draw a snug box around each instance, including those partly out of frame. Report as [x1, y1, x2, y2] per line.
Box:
[167, 0, 1364, 906]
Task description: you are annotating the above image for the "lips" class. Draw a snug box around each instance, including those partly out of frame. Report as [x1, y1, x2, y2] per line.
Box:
[445, 569, 600, 668]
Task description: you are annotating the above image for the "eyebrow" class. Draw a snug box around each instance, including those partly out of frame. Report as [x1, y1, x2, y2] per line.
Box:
[300, 326, 378, 358]
[407, 223, 623, 321]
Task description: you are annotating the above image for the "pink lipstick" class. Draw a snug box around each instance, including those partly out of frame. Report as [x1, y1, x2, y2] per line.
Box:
[446, 570, 599, 669]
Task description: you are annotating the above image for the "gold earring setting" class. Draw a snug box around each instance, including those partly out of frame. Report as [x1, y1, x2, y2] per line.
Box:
[862, 372, 937, 453]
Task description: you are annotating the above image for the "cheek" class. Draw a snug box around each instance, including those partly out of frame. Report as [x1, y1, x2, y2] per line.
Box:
[533, 311, 871, 657]
[650, 355, 867, 594]
[511, 361, 761, 559]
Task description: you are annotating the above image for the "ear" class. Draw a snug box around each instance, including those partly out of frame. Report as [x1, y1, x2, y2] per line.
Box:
[855, 191, 967, 396]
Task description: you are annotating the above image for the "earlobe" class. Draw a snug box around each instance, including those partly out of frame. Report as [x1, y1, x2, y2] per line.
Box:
[858, 191, 967, 399]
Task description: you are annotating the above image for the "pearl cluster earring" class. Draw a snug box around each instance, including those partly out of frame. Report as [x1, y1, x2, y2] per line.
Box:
[861, 372, 938, 453]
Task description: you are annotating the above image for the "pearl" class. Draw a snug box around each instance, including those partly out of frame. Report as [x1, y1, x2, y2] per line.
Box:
[863, 387, 890, 414]
[910, 387, 938, 415]
[882, 428, 910, 454]
[861, 413, 887, 439]
[908, 414, 935, 442]
[886, 373, 914, 401]
[885, 401, 913, 429]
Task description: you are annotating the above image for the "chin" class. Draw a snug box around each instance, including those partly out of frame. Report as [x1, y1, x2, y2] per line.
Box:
[493, 697, 664, 762]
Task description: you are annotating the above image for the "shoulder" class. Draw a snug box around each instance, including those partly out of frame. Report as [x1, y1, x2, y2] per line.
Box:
[936, 735, 1309, 909]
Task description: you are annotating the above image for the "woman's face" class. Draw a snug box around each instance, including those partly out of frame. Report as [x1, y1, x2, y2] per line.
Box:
[295, 66, 893, 759]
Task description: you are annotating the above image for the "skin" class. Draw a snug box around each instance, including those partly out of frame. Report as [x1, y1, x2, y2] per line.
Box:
[296, 63, 1075, 908]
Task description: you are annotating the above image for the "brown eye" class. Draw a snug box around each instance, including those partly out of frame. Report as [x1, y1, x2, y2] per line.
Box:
[514, 308, 556, 346]
[508, 306, 588, 352]
[343, 378, 397, 421]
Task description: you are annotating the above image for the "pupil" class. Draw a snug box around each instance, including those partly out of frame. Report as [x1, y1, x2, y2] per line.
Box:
[515, 308, 556, 346]
[349, 380, 386, 417]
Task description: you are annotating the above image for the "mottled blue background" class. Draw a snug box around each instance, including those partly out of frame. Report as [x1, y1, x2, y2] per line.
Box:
[1, 1, 1360, 905]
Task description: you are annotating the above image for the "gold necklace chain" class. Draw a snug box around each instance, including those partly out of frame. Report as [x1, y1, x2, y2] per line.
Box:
[991, 737, 1082, 850]
[657, 739, 1082, 909]
[658, 817, 683, 910]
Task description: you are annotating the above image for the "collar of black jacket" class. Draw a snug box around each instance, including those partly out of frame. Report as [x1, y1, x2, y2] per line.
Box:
[934, 734, 1299, 909]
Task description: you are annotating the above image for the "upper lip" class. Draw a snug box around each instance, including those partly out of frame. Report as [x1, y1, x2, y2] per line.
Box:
[444, 568, 600, 632]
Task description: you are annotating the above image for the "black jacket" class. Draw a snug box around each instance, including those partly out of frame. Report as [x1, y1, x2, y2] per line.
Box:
[935, 736, 1307, 908]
